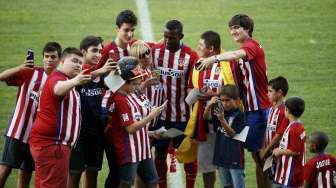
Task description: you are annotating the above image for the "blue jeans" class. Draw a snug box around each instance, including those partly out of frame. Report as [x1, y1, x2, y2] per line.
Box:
[218, 167, 245, 188]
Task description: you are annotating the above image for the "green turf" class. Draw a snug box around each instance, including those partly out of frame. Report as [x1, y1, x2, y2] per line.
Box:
[0, 0, 335, 187]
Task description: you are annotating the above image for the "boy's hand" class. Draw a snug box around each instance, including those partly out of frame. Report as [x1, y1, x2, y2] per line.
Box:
[197, 56, 216, 71]
[149, 101, 167, 118]
[272, 148, 282, 158]
[73, 71, 92, 86]
[209, 96, 219, 106]
[101, 60, 118, 74]
[20, 60, 35, 69]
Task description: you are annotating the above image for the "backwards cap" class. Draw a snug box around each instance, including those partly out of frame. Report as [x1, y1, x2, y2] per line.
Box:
[118, 56, 145, 81]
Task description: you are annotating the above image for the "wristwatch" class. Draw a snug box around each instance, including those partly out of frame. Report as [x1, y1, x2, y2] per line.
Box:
[214, 55, 221, 63]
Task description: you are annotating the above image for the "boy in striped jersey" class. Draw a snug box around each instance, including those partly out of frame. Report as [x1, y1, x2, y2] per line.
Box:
[260, 76, 290, 187]
[104, 57, 165, 188]
[0, 42, 61, 188]
[198, 14, 271, 187]
[96, 10, 138, 188]
[152, 20, 199, 188]
[273, 97, 306, 188]
[29, 48, 91, 188]
[192, 30, 235, 188]
[96, 9, 138, 69]
[304, 131, 336, 188]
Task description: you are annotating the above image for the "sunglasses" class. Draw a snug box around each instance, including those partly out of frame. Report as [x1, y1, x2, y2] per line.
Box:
[138, 48, 151, 59]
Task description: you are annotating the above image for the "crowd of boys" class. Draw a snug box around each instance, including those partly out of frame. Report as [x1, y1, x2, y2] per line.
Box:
[0, 9, 335, 188]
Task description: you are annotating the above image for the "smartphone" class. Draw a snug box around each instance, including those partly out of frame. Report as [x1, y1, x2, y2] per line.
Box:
[109, 50, 115, 59]
[215, 100, 224, 112]
[26, 49, 34, 61]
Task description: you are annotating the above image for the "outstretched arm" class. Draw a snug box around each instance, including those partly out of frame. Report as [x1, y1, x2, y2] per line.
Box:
[199, 49, 246, 70]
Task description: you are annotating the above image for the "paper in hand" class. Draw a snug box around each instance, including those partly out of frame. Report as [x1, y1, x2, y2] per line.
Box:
[185, 88, 200, 105]
[263, 156, 273, 172]
[162, 128, 184, 138]
[233, 126, 249, 142]
[104, 70, 125, 92]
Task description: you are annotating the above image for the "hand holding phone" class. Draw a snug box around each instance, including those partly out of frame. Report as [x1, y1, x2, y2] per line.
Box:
[26, 50, 34, 61]
[83, 68, 92, 75]
[24, 49, 34, 68]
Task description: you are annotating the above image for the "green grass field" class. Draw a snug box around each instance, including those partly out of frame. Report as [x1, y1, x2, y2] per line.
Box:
[0, 0, 335, 187]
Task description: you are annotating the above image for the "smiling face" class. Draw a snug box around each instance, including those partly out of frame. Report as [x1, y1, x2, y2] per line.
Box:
[230, 25, 250, 43]
[43, 51, 60, 75]
[82, 44, 103, 66]
[196, 38, 213, 58]
[59, 54, 83, 78]
[117, 23, 136, 45]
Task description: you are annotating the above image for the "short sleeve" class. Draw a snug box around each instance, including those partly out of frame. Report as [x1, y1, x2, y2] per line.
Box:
[5, 68, 33, 86]
[48, 74, 67, 99]
[304, 159, 316, 183]
[287, 126, 305, 153]
[232, 112, 247, 134]
[241, 40, 257, 62]
[276, 111, 290, 134]
[115, 97, 134, 127]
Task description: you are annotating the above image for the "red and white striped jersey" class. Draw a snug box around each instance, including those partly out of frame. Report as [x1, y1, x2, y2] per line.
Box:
[304, 153, 336, 188]
[142, 67, 164, 128]
[189, 63, 226, 133]
[233, 38, 271, 111]
[95, 40, 132, 70]
[274, 121, 306, 186]
[265, 103, 289, 146]
[29, 71, 81, 147]
[152, 43, 198, 122]
[5, 67, 48, 143]
[105, 91, 152, 165]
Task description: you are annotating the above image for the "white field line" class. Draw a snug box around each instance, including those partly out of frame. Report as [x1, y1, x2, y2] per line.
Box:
[167, 154, 184, 187]
[134, 0, 154, 42]
[134, 0, 184, 187]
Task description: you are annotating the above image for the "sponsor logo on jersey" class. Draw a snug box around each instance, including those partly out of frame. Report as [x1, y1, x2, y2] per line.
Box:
[158, 68, 185, 78]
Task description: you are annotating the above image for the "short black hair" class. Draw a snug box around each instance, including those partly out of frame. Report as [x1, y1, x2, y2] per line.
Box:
[228, 14, 254, 37]
[116, 10, 137, 28]
[42, 42, 62, 57]
[165, 20, 183, 34]
[200, 30, 221, 53]
[268, 76, 289, 96]
[219, 84, 240, 100]
[311, 131, 329, 153]
[285, 96, 305, 118]
[61, 47, 83, 60]
[79, 35, 103, 51]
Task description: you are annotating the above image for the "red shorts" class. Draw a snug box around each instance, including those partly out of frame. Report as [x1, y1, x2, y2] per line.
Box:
[30, 144, 71, 188]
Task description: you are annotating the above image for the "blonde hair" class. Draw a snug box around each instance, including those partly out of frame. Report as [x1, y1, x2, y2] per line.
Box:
[129, 40, 151, 59]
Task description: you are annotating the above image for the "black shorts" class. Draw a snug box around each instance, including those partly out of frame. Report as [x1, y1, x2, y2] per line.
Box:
[119, 159, 159, 186]
[0, 136, 35, 171]
[70, 129, 104, 173]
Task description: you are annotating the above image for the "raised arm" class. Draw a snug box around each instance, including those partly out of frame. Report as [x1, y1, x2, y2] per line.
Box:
[0, 60, 34, 81]
[54, 72, 91, 96]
